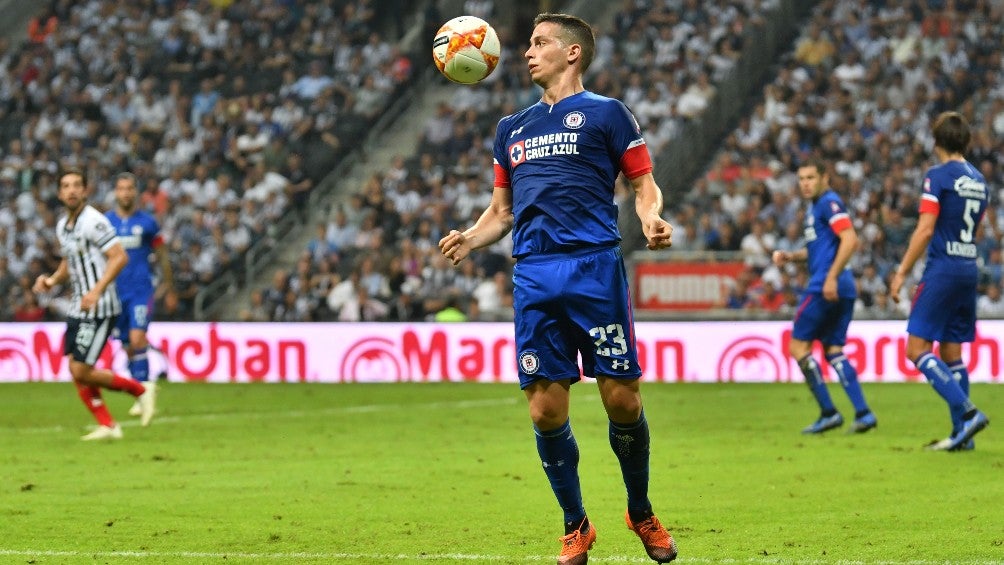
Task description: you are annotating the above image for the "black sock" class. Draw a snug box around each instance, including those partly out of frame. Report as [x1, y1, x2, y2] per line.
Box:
[565, 516, 590, 535]
[628, 507, 654, 524]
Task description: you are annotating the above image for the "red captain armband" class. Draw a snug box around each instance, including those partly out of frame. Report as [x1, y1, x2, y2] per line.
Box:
[829, 214, 852, 234]
[151, 234, 165, 249]
[620, 140, 653, 179]
[493, 161, 511, 189]
[918, 197, 940, 215]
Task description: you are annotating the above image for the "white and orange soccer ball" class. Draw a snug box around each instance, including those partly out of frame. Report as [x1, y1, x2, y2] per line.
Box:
[432, 15, 501, 84]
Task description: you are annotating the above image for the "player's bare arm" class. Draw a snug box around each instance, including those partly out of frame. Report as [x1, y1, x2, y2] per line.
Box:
[439, 185, 514, 265]
[629, 173, 672, 250]
[81, 243, 128, 312]
[823, 226, 858, 301]
[34, 258, 69, 294]
[890, 212, 936, 303]
[156, 244, 178, 312]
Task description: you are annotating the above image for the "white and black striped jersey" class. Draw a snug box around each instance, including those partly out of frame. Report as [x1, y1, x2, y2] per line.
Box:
[56, 204, 122, 319]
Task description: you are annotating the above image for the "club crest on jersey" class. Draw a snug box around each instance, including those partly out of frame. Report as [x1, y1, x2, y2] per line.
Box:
[563, 111, 585, 129]
[509, 141, 526, 166]
[519, 351, 540, 374]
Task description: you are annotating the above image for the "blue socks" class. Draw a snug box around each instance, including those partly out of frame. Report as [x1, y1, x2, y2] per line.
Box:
[609, 410, 652, 516]
[534, 419, 584, 525]
[948, 361, 971, 435]
[913, 353, 973, 413]
[826, 352, 870, 414]
[798, 355, 836, 414]
[128, 348, 150, 382]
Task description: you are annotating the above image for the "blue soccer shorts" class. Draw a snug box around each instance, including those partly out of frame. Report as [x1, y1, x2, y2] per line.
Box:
[115, 292, 155, 345]
[907, 271, 978, 343]
[512, 245, 642, 389]
[791, 294, 855, 346]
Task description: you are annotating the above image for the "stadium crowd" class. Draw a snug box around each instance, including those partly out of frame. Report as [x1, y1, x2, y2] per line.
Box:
[674, 0, 1004, 318]
[0, 0, 414, 321]
[2, 0, 1003, 325]
[263, 0, 781, 322]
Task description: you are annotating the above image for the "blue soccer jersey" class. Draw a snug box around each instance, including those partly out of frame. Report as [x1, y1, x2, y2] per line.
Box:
[492, 91, 652, 258]
[803, 190, 856, 298]
[492, 91, 653, 385]
[907, 160, 988, 343]
[106, 209, 163, 297]
[918, 160, 988, 277]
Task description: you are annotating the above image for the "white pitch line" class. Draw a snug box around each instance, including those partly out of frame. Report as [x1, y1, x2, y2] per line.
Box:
[13, 396, 524, 434]
[0, 549, 999, 564]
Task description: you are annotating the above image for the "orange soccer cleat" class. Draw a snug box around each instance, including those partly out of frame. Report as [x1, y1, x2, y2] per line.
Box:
[625, 511, 678, 563]
[557, 519, 596, 565]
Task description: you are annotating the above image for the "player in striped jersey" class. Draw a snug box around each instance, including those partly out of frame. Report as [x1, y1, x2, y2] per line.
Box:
[32, 169, 154, 440]
[890, 111, 990, 451]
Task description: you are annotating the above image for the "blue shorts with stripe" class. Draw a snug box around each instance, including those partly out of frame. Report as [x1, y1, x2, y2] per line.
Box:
[907, 270, 978, 343]
[791, 293, 855, 346]
[116, 291, 155, 344]
[512, 245, 641, 389]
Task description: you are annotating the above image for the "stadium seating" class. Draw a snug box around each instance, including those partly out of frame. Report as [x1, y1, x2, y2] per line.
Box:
[0, 0, 419, 320]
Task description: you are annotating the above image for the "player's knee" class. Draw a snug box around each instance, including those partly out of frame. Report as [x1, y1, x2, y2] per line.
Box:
[129, 332, 149, 350]
[604, 389, 642, 422]
[906, 345, 930, 365]
[788, 341, 810, 360]
[529, 404, 567, 430]
[69, 361, 94, 384]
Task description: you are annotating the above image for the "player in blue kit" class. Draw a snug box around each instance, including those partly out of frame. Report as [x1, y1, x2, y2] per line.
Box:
[106, 172, 175, 419]
[772, 161, 876, 435]
[439, 13, 676, 565]
[890, 112, 990, 451]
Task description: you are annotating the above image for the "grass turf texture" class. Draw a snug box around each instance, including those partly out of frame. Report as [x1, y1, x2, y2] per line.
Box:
[1, 382, 1001, 564]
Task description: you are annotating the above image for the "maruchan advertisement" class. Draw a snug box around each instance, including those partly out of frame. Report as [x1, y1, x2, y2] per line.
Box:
[1, 321, 1001, 383]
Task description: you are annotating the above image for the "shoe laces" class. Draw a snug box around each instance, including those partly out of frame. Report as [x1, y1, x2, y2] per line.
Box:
[635, 516, 671, 543]
[559, 527, 591, 554]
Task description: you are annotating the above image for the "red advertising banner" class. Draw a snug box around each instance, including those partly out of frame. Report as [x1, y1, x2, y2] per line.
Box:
[634, 261, 748, 310]
[1, 321, 1001, 384]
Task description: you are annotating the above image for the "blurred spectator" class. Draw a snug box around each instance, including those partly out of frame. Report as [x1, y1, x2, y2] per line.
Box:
[977, 283, 1004, 317]
[434, 295, 469, 322]
[12, 289, 46, 321]
[338, 285, 388, 322]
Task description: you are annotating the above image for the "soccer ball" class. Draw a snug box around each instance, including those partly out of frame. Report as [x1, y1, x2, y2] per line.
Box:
[432, 16, 501, 84]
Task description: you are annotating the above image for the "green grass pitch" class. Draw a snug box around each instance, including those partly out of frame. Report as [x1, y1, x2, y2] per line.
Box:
[1, 382, 1001, 564]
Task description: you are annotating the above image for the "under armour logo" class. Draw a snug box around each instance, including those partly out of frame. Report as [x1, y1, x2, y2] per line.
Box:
[612, 359, 631, 370]
[509, 126, 525, 138]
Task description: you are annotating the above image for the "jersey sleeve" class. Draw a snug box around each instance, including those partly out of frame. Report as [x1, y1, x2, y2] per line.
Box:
[148, 216, 165, 249]
[918, 175, 940, 215]
[89, 213, 119, 252]
[825, 196, 853, 234]
[492, 117, 512, 189]
[606, 100, 653, 179]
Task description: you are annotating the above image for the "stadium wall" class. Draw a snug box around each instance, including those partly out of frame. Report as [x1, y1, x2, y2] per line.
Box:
[2, 322, 1002, 384]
